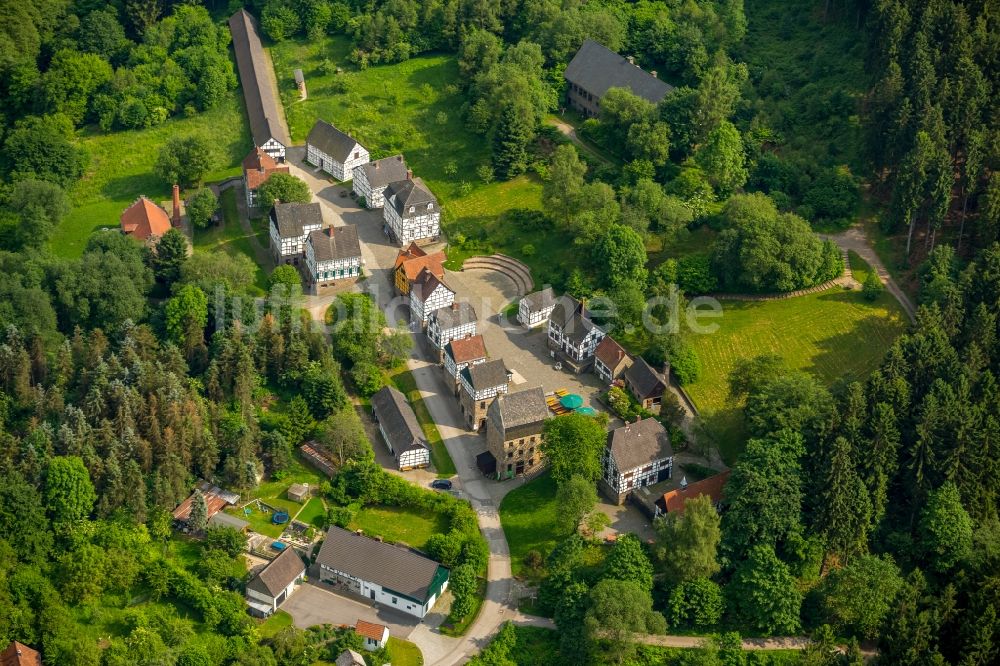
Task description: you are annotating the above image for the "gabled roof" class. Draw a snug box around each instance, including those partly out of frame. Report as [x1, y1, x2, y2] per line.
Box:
[429, 302, 477, 331]
[565, 39, 673, 104]
[355, 619, 388, 642]
[625, 357, 666, 400]
[371, 386, 427, 454]
[243, 147, 289, 190]
[521, 286, 556, 312]
[308, 225, 361, 262]
[307, 120, 362, 162]
[461, 359, 509, 392]
[550, 295, 604, 345]
[315, 527, 448, 604]
[595, 336, 630, 370]
[657, 471, 731, 514]
[489, 386, 547, 432]
[172, 482, 240, 522]
[445, 335, 487, 364]
[120, 197, 172, 240]
[271, 202, 322, 238]
[385, 177, 437, 219]
[1, 642, 41, 666]
[410, 268, 453, 303]
[247, 547, 305, 598]
[228, 10, 290, 148]
[335, 649, 366, 666]
[395, 244, 446, 282]
[358, 154, 408, 189]
[607, 418, 673, 472]
[208, 512, 249, 531]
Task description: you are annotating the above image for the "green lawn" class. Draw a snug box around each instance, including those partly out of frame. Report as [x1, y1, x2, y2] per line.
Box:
[192, 187, 269, 294]
[269, 37, 550, 272]
[684, 288, 908, 463]
[498, 473, 570, 581]
[295, 496, 327, 528]
[389, 367, 457, 477]
[55, 92, 251, 258]
[388, 637, 423, 666]
[258, 610, 293, 639]
[848, 250, 872, 285]
[226, 454, 327, 537]
[348, 505, 448, 551]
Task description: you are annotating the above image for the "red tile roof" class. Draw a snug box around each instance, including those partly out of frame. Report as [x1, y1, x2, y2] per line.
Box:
[355, 620, 388, 642]
[243, 147, 289, 190]
[447, 334, 487, 363]
[1, 642, 41, 666]
[658, 471, 731, 514]
[120, 197, 172, 240]
[595, 336, 629, 369]
[395, 245, 446, 282]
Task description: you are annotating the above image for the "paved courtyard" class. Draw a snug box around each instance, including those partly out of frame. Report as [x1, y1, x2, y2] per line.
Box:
[281, 581, 428, 639]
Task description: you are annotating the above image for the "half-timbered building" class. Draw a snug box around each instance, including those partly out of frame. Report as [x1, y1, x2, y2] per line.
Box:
[243, 147, 289, 208]
[593, 336, 633, 384]
[353, 155, 408, 208]
[370, 386, 430, 470]
[517, 286, 556, 327]
[485, 386, 547, 480]
[409, 268, 455, 324]
[459, 359, 511, 431]
[269, 202, 322, 264]
[315, 526, 449, 619]
[442, 335, 488, 394]
[601, 418, 674, 505]
[426, 302, 477, 353]
[305, 224, 362, 289]
[383, 175, 440, 245]
[394, 243, 446, 295]
[306, 120, 369, 181]
[547, 295, 607, 371]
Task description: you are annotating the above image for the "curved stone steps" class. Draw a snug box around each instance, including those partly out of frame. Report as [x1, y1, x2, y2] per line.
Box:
[462, 259, 530, 295]
[461, 254, 535, 296]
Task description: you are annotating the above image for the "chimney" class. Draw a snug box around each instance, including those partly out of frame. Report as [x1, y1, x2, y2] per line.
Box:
[651, 70, 658, 78]
[406, 169, 413, 180]
[172, 184, 181, 227]
[680, 476, 688, 491]
[627, 55, 635, 65]
[374, 161, 380, 169]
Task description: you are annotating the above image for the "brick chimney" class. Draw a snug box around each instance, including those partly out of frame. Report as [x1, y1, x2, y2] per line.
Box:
[406, 169, 413, 180]
[172, 184, 181, 227]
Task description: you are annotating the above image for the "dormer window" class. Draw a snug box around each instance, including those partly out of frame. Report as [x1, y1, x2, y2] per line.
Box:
[428, 202, 434, 210]
[409, 206, 415, 213]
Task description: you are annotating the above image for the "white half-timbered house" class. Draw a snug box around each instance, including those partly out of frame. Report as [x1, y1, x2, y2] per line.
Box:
[269, 202, 322, 264]
[243, 147, 289, 208]
[353, 155, 408, 208]
[442, 335, 487, 394]
[593, 336, 633, 384]
[600, 418, 674, 505]
[547, 295, 607, 370]
[306, 120, 369, 181]
[517, 286, 556, 327]
[409, 269, 455, 324]
[315, 526, 449, 619]
[370, 386, 430, 470]
[245, 547, 305, 617]
[426, 302, 477, 353]
[305, 224, 363, 289]
[229, 10, 290, 161]
[459, 359, 511, 431]
[383, 175, 440, 245]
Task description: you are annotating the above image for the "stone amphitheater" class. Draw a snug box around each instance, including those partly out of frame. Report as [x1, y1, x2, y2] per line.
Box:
[459, 254, 535, 296]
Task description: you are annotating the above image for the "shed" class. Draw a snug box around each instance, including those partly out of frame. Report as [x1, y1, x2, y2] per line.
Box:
[355, 619, 390, 650]
[287, 483, 310, 502]
[207, 512, 249, 532]
[294, 68, 306, 99]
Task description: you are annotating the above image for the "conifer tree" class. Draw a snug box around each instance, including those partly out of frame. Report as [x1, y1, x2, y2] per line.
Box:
[491, 102, 531, 179]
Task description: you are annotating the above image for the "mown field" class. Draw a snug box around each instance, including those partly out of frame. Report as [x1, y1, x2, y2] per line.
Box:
[55, 92, 251, 258]
[685, 287, 908, 462]
[348, 505, 448, 551]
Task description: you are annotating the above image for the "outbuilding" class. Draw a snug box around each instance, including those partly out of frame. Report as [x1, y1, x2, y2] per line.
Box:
[245, 547, 306, 617]
[371, 386, 430, 470]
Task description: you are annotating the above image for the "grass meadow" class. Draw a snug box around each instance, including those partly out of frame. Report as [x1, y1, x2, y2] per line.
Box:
[56, 92, 251, 258]
[684, 287, 908, 463]
[348, 505, 449, 551]
[191, 188, 270, 294]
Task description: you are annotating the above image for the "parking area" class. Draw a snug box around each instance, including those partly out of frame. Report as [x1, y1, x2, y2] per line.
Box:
[281, 581, 425, 638]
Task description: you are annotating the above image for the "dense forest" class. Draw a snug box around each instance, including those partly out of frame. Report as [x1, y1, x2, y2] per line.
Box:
[0, 0, 997, 664]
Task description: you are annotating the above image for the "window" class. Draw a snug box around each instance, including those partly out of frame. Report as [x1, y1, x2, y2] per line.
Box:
[507, 452, 513, 459]
[410, 206, 416, 213]
[391, 597, 397, 604]
[480, 401, 486, 409]
[518, 439, 524, 445]
[428, 203, 434, 210]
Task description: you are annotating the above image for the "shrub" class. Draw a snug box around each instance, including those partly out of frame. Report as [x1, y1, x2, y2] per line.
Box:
[669, 343, 701, 385]
[606, 386, 636, 421]
[521, 243, 536, 256]
[524, 550, 543, 570]
[668, 578, 725, 629]
[476, 165, 495, 184]
[676, 254, 717, 294]
[862, 269, 883, 301]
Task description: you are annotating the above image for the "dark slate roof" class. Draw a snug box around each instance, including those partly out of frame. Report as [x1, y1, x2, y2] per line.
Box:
[307, 120, 362, 162]
[385, 178, 438, 219]
[357, 155, 408, 189]
[607, 418, 673, 472]
[316, 527, 447, 604]
[294, 68, 304, 84]
[308, 225, 361, 262]
[246, 547, 305, 598]
[625, 357, 666, 400]
[460, 359, 509, 392]
[564, 39, 673, 104]
[271, 202, 322, 238]
[521, 286, 555, 312]
[429, 302, 477, 330]
[208, 512, 249, 531]
[550, 295, 604, 345]
[489, 386, 546, 432]
[371, 386, 427, 453]
[228, 10, 290, 148]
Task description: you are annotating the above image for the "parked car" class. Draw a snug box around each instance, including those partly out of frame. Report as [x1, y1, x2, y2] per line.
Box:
[431, 479, 453, 490]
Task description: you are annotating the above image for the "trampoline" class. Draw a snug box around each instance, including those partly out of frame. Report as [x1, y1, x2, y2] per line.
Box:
[560, 394, 584, 409]
[576, 406, 597, 416]
[272, 511, 290, 525]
